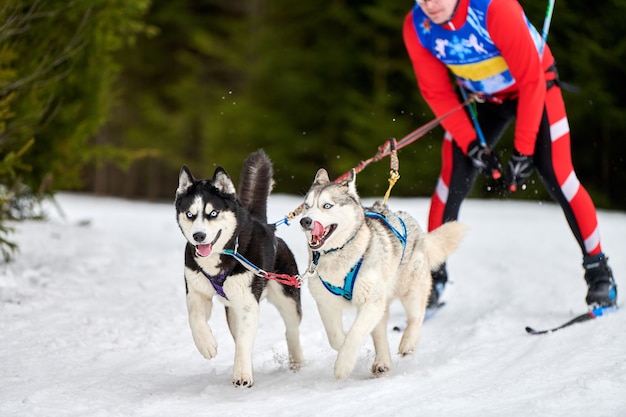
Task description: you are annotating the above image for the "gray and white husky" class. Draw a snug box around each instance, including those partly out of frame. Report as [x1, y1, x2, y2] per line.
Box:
[175, 150, 303, 387]
[299, 168, 466, 380]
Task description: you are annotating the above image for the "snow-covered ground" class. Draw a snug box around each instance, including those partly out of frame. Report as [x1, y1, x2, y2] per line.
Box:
[1, 192, 624, 417]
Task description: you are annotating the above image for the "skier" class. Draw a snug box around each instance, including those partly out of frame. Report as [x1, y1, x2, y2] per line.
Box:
[402, 0, 617, 311]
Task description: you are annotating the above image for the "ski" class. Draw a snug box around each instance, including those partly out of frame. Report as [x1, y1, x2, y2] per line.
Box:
[525, 306, 617, 335]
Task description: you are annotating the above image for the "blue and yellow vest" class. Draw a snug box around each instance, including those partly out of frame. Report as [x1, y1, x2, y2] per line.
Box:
[411, 0, 543, 95]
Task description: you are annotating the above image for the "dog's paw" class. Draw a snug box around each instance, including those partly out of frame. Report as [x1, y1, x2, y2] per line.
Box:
[192, 331, 218, 359]
[232, 373, 254, 388]
[398, 347, 414, 357]
[199, 343, 218, 360]
[371, 361, 391, 377]
[398, 337, 417, 357]
[334, 356, 357, 380]
[289, 358, 303, 372]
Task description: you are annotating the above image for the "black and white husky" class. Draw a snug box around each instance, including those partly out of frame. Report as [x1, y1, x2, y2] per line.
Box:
[299, 168, 466, 380]
[175, 150, 303, 387]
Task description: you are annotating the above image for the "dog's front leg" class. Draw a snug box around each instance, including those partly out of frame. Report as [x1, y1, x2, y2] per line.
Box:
[187, 289, 218, 359]
[334, 301, 385, 380]
[230, 295, 260, 388]
[316, 300, 345, 351]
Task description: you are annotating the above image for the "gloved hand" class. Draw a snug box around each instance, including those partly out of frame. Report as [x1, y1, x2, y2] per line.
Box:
[507, 150, 534, 192]
[467, 140, 502, 179]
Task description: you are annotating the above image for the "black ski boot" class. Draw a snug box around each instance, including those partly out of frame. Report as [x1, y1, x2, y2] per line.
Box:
[583, 254, 617, 308]
[428, 263, 448, 310]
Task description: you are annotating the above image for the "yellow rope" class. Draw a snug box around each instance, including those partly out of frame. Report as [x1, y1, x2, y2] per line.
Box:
[382, 170, 400, 205]
[280, 148, 401, 226]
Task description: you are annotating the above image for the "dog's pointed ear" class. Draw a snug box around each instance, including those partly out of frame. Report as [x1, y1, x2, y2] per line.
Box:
[212, 166, 236, 195]
[177, 165, 195, 196]
[314, 168, 330, 185]
[346, 169, 359, 198]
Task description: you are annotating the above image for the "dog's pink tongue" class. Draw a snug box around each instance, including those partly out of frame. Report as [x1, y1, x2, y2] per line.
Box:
[197, 244, 213, 257]
[312, 221, 325, 238]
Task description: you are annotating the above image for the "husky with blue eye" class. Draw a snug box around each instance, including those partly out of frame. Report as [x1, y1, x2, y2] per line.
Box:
[175, 150, 303, 388]
[299, 168, 466, 380]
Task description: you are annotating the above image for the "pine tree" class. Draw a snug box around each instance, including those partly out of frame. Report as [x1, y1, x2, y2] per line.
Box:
[0, 0, 151, 259]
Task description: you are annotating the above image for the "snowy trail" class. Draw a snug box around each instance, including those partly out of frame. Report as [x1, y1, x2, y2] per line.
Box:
[1, 193, 624, 417]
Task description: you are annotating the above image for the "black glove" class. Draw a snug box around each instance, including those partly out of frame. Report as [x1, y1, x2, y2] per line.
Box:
[467, 140, 502, 179]
[507, 150, 534, 192]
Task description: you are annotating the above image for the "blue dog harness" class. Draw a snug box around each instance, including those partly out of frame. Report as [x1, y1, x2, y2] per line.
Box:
[313, 252, 363, 301]
[313, 211, 407, 301]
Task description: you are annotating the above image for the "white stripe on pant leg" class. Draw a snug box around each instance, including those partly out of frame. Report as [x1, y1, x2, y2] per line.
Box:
[435, 132, 452, 204]
[550, 117, 570, 142]
[435, 177, 449, 204]
[561, 171, 581, 202]
[584, 226, 601, 254]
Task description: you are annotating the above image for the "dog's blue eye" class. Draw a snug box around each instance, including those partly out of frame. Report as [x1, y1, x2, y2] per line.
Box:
[208, 210, 218, 218]
[323, 203, 332, 209]
[186, 211, 194, 219]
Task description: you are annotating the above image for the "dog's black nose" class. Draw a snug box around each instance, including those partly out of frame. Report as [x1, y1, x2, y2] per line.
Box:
[193, 232, 206, 243]
[300, 217, 312, 230]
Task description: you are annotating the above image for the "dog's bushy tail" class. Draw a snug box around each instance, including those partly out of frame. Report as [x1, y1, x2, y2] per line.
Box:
[238, 149, 274, 223]
[424, 222, 468, 270]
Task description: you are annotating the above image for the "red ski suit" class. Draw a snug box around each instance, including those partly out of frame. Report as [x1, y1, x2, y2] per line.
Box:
[403, 0, 603, 257]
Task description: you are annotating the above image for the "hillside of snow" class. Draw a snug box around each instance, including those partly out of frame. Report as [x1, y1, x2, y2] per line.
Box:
[1, 193, 624, 417]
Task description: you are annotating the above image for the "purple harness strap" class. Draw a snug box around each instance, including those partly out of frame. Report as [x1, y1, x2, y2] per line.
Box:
[199, 268, 230, 299]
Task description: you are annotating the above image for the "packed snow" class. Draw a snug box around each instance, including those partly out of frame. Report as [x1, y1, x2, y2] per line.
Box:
[1, 192, 624, 417]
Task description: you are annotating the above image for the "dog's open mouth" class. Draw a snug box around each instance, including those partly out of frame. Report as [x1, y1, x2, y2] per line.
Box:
[195, 230, 221, 257]
[196, 244, 213, 257]
[309, 221, 336, 250]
